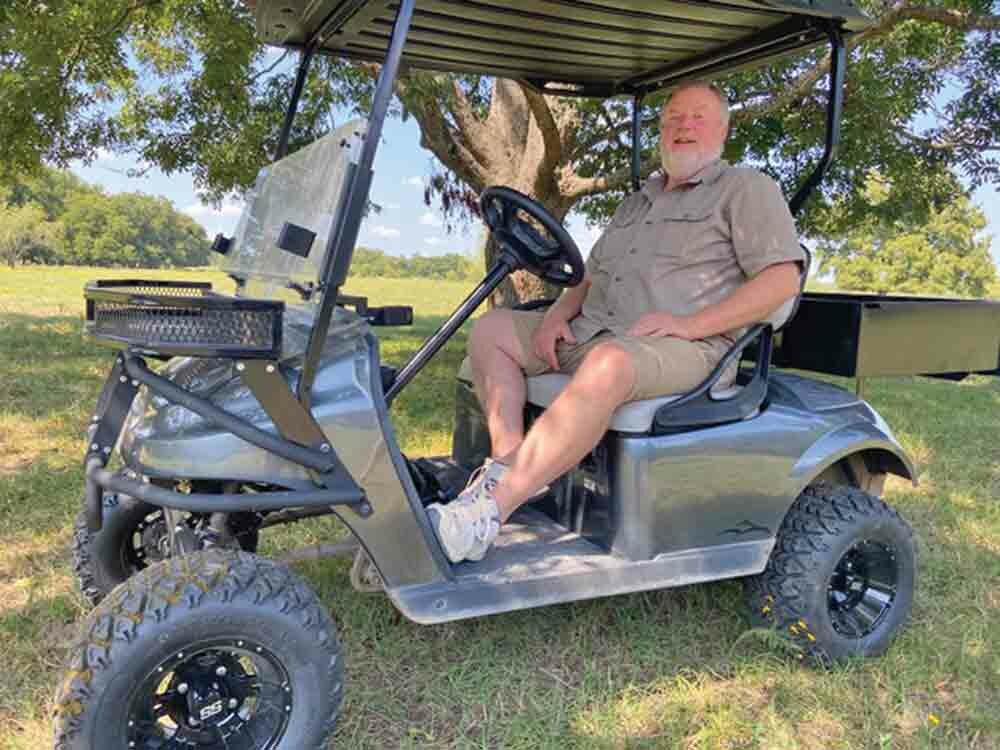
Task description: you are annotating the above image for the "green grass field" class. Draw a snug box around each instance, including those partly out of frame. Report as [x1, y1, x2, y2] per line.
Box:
[1, 266, 998, 749]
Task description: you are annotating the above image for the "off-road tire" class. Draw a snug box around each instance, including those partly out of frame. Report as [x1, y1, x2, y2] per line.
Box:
[744, 483, 915, 665]
[73, 491, 258, 606]
[54, 549, 343, 750]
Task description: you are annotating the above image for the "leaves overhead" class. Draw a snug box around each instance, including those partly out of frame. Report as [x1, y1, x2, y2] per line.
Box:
[1, 0, 998, 242]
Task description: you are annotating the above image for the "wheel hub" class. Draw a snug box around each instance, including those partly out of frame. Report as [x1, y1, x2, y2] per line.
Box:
[127, 639, 292, 748]
[827, 539, 899, 638]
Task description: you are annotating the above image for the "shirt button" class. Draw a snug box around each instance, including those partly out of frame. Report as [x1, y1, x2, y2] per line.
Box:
[629, 248, 637, 254]
[614, 276, 621, 282]
[608, 311, 615, 316]
[644, 220, 653, 225]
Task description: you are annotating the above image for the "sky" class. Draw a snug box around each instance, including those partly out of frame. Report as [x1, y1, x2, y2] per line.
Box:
[70, 111, 999, 269]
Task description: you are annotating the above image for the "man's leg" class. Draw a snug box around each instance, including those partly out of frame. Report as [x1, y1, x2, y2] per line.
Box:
[467, 308, 537, 458]
[492, 342, 636, 522]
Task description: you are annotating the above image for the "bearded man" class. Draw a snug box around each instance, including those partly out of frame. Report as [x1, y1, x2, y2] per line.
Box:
[427, 80, 805, 564]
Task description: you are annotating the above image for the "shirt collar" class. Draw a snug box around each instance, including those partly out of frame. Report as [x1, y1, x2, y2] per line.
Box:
[641, 158, 729, 200]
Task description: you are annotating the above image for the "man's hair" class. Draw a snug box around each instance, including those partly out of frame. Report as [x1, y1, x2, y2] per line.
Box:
[663, 80, 730, 129]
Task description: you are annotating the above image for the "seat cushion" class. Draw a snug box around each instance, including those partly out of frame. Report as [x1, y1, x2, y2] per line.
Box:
[457, 357, 741, 433]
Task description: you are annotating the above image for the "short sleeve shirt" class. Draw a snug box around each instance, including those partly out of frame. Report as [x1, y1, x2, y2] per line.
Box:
[572, 160, 804, 355]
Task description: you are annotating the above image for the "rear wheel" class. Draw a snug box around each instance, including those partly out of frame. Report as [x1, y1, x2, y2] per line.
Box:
[744, 483, 916, 665]
[54, 549, 343, 750]
[73, 488, 259, 606]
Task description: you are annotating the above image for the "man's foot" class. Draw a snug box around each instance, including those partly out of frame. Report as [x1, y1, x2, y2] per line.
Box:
[426, 484, 501, 563]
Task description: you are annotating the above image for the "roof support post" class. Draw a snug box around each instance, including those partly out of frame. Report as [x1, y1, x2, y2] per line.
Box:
[297, 0, 416, 408]
[275, 45, 316, 160]
[789, 24, 845, 217]
[631, 93, 644, 193]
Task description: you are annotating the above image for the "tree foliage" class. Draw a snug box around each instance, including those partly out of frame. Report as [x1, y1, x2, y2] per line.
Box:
[349, 246, 479, 282]
[817, 177, 997, 297]
[0, 167, 210, 267]
[0, 202, 61, 267]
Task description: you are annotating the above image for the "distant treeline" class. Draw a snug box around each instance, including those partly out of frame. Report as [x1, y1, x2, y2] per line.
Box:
[350, 246, 480, 281]
[1, 168, 210, 268]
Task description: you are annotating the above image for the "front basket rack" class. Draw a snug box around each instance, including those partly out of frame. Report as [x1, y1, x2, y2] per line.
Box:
[84, 279, 283, 359]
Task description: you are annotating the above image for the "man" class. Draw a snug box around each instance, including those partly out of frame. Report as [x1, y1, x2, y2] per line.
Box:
[427, 81, 805, 564]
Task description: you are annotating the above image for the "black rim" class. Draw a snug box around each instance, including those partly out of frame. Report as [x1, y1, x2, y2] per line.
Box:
[827, 539, 898, 638]
[126, 638, 293, 749]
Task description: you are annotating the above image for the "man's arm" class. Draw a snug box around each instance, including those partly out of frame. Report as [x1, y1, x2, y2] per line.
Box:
[543, 273, 591, 323]
[626, 262, 800, 340]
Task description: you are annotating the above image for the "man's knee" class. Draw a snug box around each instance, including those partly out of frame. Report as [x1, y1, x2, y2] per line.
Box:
[574, 342, 636, 401]
[469, 309, 513, 353]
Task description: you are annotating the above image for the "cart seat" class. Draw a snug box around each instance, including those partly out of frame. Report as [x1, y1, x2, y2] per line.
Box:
[456, 357, 742, 433]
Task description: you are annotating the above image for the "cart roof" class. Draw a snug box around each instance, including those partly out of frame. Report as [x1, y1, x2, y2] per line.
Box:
[252, 0, 869, 97]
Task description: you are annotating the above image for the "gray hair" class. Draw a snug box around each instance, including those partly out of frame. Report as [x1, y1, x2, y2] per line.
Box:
[663, 80, 730, 129]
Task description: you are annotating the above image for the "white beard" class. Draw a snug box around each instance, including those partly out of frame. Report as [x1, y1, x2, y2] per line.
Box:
[660, 144, 722, 183]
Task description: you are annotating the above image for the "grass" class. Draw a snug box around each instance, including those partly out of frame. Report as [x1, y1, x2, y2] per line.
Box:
[1, 265, 998, 749]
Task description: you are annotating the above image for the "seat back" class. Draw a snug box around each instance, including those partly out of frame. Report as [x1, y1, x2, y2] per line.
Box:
[218, 119, 366, 301]
[776, 244, 813, 331]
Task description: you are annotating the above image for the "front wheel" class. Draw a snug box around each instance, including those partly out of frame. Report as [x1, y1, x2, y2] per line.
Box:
[54, 549, 343, 750]
[744, 483, 916, 665]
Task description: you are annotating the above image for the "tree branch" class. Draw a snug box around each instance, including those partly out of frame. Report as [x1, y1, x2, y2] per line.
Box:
[879, 5, 999, 32]
[442, 79, 491, 167]
[248, 50, 290, 84]
[396, 76, 489, 190]
[562, 155, 660, 200]
[517, 81, 563, 170]
[732, 2, 1000, 123]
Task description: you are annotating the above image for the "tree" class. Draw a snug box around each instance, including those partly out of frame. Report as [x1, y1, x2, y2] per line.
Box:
[0, 202, 61, 267]
[0, 166, 210, 267]
[3, 0, 998, 301]
[817, 176, 997, 297]
[57, 191, 210, 267]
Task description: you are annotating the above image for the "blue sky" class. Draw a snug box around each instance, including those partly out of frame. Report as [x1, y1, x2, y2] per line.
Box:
[70, 110, 999, 268]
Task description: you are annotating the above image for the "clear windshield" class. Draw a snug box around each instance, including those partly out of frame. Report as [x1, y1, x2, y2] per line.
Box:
[219, 119, 366, 299]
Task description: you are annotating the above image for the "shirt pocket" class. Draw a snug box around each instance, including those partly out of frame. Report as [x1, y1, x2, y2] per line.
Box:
[646, 211, 713, 276]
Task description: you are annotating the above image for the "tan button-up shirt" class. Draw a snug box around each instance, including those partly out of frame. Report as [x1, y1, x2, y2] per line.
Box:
[572, 159, 804, 357]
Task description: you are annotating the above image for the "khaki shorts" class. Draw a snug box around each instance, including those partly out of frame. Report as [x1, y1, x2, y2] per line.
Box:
[509, 309, 724, 402]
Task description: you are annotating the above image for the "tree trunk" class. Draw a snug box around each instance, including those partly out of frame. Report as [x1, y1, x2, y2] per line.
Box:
[403, 77, 582, 309]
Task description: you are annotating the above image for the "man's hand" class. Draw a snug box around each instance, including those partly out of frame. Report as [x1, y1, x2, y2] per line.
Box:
[626, 312, 698, 340]
[533, 314, 577, 370]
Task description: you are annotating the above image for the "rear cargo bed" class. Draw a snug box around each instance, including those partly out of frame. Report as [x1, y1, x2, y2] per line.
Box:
[775, 292, 1000, 378]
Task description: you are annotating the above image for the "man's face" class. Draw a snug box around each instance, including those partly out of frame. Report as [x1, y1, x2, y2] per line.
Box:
[659, 87, 728, 181]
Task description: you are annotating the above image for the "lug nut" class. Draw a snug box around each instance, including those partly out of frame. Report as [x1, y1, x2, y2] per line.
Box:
[228, 698, 239, 709]
[216, 666, 228, 677]
[177, 682, 189, 695]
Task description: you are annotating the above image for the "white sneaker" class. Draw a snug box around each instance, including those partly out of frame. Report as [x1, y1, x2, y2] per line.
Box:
[426, 458, 549, 564]
[426, 482, 501, 563]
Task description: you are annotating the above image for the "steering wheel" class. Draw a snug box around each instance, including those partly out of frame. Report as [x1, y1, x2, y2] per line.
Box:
[480, 186, 585, 287]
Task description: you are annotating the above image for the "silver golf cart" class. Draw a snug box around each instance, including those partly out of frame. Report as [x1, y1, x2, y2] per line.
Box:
[54, 1, 1000, 747]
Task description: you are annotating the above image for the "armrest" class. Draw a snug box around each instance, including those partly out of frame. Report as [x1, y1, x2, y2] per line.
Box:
[653, 324, 774, 431]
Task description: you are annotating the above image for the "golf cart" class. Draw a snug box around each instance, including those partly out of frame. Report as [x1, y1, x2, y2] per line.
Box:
[56, 0, 1000, 746]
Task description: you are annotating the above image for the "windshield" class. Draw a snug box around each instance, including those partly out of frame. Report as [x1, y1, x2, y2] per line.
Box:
[219, 119, 365, 299]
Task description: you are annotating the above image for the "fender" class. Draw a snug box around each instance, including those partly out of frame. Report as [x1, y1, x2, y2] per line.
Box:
[789, 419, 917, 498]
